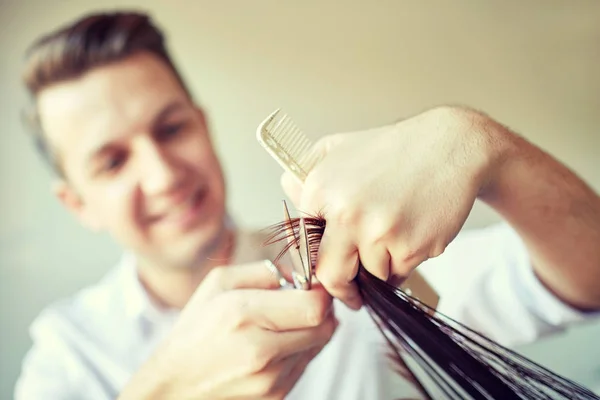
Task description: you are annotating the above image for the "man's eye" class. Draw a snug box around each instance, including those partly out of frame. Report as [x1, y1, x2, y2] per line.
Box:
[102, 153, 126, 173]
[157, 123, 185, 141]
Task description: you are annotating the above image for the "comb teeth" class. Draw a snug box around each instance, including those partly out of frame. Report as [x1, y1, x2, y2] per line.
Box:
[256, 109, 321, 183]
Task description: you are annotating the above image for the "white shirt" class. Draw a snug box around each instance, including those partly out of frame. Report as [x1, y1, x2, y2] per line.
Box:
[14, 224, 597, 399]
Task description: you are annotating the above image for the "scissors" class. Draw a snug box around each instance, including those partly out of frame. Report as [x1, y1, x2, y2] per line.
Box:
[282, 200, 312, 290]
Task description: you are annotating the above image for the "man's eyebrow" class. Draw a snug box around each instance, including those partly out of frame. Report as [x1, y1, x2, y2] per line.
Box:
[151, 100, 187, 127]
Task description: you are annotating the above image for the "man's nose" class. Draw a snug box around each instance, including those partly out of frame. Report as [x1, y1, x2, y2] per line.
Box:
[137, 142, 184, 196]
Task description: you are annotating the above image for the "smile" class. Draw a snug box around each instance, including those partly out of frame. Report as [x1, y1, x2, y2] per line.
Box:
[149, 187, 208, 230]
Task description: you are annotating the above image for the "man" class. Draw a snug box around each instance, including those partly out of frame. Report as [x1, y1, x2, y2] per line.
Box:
[15, 10, 600, 400]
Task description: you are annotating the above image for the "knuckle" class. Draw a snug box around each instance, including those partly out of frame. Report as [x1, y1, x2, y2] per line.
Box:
[324, 317, 337, 340]
[329, 202, 360, 227]
[393, 242, 424, 275]
[429, 241, 446, 259]
[243, 341, 274, 373]
[301, 174, 326, 209]
[431, 104, 463, 119]
[365, 212, 396, 237]
[401, 242, 420, 263]
[300, 176, 326, 213]
[303, 172, 324, 195]
[431, 105, 481, 127]
[219, 291, 250, 329]
[314, 270, 344, 291]
[251, 372, 279, 398]
[305, 296, 329, 327]
[312, 133, 344, 157]
[204, 265, 228, 289]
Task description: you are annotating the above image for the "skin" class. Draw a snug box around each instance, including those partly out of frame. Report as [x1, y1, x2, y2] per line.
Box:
[36, 52, 336, 399]
[281, 106, 600, 312]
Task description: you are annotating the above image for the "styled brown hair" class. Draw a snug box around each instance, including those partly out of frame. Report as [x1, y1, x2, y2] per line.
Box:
[21, 10, 191, 176]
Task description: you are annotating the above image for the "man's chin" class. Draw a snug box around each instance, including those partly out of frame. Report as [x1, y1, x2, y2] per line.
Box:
[167, 218, 230, 270]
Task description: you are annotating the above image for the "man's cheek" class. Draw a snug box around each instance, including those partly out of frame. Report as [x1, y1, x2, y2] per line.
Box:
[104, 177, 133, 200]
[103, 183, 139, 228]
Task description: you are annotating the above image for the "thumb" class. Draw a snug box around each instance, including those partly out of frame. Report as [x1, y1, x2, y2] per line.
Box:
[191, 260, 285, 304]
[313, 132, 346, 154]
[280, 172, 303, 208]
[280, 133, 346, 207]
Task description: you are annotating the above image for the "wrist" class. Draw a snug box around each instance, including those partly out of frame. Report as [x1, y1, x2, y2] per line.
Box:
[459, 108, 516, 201]
[118, 349, 173, 400]
[420, 106, 513, 199]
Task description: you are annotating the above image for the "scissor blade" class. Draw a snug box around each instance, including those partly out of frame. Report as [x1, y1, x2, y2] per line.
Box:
[282, 201, 309, 290]
[298, 218, 312, 290]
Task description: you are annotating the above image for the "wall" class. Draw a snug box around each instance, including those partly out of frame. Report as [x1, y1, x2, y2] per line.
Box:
[1, 1, 599, 397]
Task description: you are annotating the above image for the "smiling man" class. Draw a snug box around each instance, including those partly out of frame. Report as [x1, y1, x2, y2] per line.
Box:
[15, 9, 600, 400]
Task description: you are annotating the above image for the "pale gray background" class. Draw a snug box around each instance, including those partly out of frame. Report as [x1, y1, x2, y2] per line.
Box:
[1, 1, 600, 398]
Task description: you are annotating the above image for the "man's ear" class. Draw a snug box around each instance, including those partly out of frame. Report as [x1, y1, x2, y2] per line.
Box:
[52, 180, 103, 231]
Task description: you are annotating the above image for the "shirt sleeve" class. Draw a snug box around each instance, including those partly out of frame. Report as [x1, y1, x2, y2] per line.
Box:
[417, 223, 600, 347]
[14, 309, 79, 400]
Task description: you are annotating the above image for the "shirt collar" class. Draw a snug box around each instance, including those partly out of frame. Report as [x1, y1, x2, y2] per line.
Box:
[118, 251, 151, 320]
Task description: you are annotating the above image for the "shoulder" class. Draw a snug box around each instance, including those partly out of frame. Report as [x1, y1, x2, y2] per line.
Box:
[33, 256, 134, 340]
[14, 257, 133, 398]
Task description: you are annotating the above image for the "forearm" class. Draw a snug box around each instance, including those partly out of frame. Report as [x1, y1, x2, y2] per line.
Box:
[478, 117, 600, 310]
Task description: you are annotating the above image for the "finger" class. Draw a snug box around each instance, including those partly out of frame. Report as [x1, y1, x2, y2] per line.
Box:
[389, 243, 428, 278]
[233, 286, 333, 331]
[280, 133, 346, 209]
[192, 260, 284, 303]
[357, 242, 392, 282]
[388, 274, 408, 288]
[311, 133, 346, 157]
[264, 311, 337, 359]
[281, 172, 303, 207]
[314, 226, 362, 310]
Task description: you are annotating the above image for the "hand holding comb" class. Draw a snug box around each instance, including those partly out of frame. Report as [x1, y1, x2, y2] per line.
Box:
[256, 109, 599, 399]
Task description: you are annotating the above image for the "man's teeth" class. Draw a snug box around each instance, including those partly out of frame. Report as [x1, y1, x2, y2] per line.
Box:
[165, 193, 198, 220]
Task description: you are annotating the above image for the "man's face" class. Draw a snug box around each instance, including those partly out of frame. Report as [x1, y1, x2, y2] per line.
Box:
[37, 52, 227, 269]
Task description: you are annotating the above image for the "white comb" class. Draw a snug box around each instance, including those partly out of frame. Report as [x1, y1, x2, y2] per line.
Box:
[256, 109, 320, 183]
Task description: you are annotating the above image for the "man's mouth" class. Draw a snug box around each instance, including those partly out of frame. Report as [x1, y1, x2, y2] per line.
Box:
[147, 187, 208, 229]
